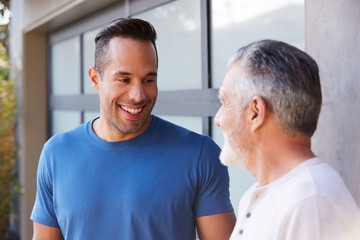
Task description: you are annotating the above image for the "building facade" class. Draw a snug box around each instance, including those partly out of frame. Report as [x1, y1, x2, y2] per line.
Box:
[9, 0, 360, 239]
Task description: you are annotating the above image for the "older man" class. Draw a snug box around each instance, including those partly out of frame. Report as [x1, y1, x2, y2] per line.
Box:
[215, 39, 360, 239]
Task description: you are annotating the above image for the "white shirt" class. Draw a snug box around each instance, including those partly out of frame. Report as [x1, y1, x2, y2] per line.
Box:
[230, 157, 360, 240]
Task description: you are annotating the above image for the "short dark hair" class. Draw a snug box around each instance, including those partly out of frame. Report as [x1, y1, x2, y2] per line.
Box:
[229, 39, 322, 137]
[94, 18, 158, 77]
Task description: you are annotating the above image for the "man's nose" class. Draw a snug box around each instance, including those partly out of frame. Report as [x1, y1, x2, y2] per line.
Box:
[128, 81, 145, 102]
[214, 107, 222, 127]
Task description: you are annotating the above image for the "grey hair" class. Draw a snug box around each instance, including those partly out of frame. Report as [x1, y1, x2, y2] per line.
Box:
[228, 39, 322, 137]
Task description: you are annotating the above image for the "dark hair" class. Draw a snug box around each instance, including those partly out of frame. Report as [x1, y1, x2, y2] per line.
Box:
[94, 18, 158, 77]
[229, 39, 322, 137]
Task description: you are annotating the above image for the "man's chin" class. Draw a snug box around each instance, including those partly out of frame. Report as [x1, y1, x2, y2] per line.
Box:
[219, 142, 248, 169]
[219, 149, 235, 167]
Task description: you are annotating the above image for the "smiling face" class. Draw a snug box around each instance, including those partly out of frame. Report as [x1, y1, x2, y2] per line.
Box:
[90, 37, 158, 141]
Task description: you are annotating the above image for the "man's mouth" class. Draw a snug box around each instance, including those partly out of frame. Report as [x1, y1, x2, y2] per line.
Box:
[120, 105, 143, 115]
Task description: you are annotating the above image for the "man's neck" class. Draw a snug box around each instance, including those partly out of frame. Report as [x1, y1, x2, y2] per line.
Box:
[248, 134, 315, 186]
[92, 116, 153, 142]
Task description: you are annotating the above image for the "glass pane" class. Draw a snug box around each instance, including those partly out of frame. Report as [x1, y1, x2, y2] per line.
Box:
[211, 121, 256, 215]
[51, 36, 81, 95]
[211, 0, 305, 88]
[83, 28, 101, 94]
[52, 110, 81, 135]
[159, 115, 202, 135]
[83, 111, 100, 123]
[133, 0, 202, 91]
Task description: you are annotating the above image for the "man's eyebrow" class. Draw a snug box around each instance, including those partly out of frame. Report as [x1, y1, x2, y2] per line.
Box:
[113, 71, 132, 76]
[147, 72, 157, 77]
[112, 71, 157, 77]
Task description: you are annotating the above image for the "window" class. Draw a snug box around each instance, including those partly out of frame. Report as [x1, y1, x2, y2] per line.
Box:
[49, 29, 101, 135]
[51, 36, 81, 96]
[82, 28, 100, 95]
[211, 0, 305, 88]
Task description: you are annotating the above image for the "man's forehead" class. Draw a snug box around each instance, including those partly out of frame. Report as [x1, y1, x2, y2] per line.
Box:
[220, 71, 236, 92]
[219, 65, 244, 102]
[219, 82, 234, 102]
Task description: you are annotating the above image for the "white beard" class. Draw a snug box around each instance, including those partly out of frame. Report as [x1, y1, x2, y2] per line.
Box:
[219, 130, 248, 169]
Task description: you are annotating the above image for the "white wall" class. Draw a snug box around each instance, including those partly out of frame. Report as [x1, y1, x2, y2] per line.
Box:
[307, 0, 360, 206]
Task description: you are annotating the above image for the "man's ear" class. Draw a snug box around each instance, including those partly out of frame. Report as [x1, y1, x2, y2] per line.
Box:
[248, 96, 267, 132]
[88, 67, 100, 90]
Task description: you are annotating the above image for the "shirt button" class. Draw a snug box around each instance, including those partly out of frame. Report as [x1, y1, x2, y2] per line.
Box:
[239, 229, 244, 235]
[246, 212, 251, 218]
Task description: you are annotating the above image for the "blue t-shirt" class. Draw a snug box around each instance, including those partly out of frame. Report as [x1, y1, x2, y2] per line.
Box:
[31, 116, 233, 239]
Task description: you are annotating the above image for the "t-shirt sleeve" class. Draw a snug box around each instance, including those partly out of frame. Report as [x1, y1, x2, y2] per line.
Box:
[30, 145, 60, 228]
[193, 136, 234, 217]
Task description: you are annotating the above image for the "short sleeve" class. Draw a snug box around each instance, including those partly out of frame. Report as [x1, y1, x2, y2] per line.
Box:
[30, 145, 60, 228]
[193, 136, 234, 217]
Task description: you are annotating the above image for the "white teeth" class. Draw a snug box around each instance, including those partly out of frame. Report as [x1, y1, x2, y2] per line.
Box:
[121, 106, 142, 115]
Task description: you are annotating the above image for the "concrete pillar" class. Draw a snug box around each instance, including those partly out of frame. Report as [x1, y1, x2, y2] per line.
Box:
[306, 0, 360, 206]
[21, 32, 47, 239]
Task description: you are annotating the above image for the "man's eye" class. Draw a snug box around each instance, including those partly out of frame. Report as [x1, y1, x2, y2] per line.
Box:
[118, 78, 129, 82]
[144, 79, 155, 83]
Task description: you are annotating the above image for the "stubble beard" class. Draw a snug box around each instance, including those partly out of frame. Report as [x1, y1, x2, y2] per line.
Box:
[100, 99, 153, 137]
[113, 114, 150, 134]
[110, 103, 153, 135]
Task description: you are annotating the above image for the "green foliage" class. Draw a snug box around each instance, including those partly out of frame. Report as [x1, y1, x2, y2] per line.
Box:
[0, 78, 18, 237]
[0, 3, 19, 236]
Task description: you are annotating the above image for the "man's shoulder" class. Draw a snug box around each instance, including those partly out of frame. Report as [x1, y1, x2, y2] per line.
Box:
[155, 116, 211, 141]
[278, 157, 357, 210]
[298, 158, 348, 196]
[153, 116, 220, 153]
[44, 121, 89, 149]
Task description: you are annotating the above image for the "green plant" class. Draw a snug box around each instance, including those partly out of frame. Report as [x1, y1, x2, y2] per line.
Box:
[0, 7, 20, 236]
[0, 76, 19, 237]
